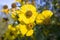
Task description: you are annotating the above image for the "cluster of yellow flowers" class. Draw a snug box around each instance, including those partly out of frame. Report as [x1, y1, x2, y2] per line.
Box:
[7, 4, 53, 39]
[36, 10, 53, 25]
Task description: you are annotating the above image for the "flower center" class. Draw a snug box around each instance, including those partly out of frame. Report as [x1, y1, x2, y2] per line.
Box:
[27, 23, 33, 30]
[25, 11, 32, 18]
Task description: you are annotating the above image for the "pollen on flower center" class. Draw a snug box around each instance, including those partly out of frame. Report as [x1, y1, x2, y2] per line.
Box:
[25, 11, 32, 18]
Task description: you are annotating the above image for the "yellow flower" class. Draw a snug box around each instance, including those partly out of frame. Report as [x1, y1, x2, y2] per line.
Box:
[19, 24, 28, 36]
[18, 4, 37, 24]
[11, 9, 21, 20]
[19, 24, 34, 36]
[16, 31, 20, 34]
[16, 24, 20, 30]
[2, 9, 9, 14]
[16, 10, 20, 14]
[26, 30, 34, 36]
[15, 25, 21, 34]
[11, 12, 16, 19]
[18, 11, 37, 24]
[26, 23, 35, 30]
[8, 25, 16, 31]
[36, 14, 45, 24]
[11, 36, 16, 40]
[20, 4, 36, 14]
[11, 10, 19, 19]
[42, 10, 53, 18]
